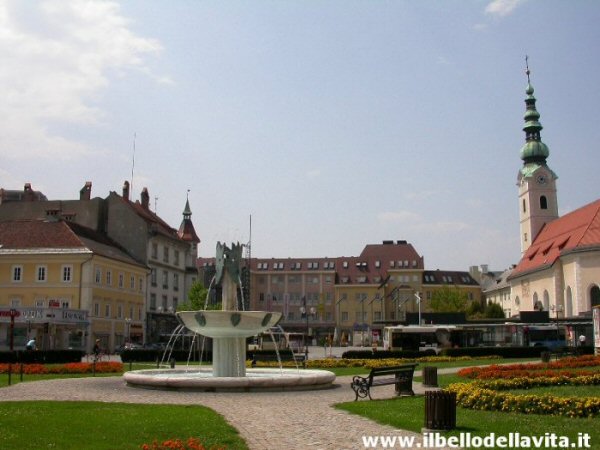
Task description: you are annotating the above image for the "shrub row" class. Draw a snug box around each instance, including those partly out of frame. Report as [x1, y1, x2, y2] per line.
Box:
[440, 346, 547, 358]
[120, 349, 213, 363]
[447, 374, 600, 418]
[341, 349, 436, 359]
[0, 350, 85, 364]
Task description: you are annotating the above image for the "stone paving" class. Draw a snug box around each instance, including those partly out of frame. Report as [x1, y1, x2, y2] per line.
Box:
[0, 371, 457, 450]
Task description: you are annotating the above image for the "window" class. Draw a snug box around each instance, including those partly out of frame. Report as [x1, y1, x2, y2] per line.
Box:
[118, 273, 124, 288]
[35, 298, 45, 307]
[173, 273, 179, 291]
[95, 267, 102, 284]
[163, 246, 169, 263]
[150, 293, 156, 310]
[343, 261, 348, 268]
[117, 305, 123, 319]
[36, 265, 47, 282]
[12, 265, 23, 282]
[341, 311, 349, 322]
[162, 295, 168, 310]
[130, 276, 135, 290]
[390, 261, 395, 268]
[94, 303, 100, 316]
[326, 312, 333, 321]
[540, 195, 548, 210]
[172, 297, 178, 311]
[10, 298, 21, 307]
[151, 243, 158, 259]
[106, 270, 112, 286]
[374, 311, 382, 321]
[139, 277, 143, 292]
[162, 270, 168, 289]
[105, 304, 111, 318]
[174, 250, 180, 266]
[151, 269, 157, 286]
[62, 265, 73, 282]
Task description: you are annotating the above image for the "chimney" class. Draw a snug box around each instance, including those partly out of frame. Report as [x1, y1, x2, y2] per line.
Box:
[79, 181, 92, 200]
[480, 264, 489, 274]
[23, 183, 35, 201]
[141, 187, 150, 209]
[122, 181, 130, 200]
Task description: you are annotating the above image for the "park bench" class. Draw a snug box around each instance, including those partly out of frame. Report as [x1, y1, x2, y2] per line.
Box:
[350, 364, 418, 401]
[251, 352, 306, 368]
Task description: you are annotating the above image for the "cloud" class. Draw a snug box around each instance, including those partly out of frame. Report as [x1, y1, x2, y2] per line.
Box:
[0, 0, 165, 160]
[484, 0, 525, 17]
[306, 168, 321, 179]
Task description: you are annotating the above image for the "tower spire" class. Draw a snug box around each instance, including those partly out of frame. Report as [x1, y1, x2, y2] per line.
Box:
[520, 56, 549, 165]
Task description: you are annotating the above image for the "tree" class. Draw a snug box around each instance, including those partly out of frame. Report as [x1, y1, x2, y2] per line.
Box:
[466, 300, 485, 319]
[177, 281, 212, 311]
[429, 286, 469, 312]
[484, 302, 506, 319]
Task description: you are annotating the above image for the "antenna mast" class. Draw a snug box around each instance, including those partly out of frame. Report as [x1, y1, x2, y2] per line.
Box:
[131, 132, 136, 198]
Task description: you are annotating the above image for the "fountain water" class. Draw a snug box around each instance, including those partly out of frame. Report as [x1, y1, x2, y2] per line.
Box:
[124, 242, 336, 391]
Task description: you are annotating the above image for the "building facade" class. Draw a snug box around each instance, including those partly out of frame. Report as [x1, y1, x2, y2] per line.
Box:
[0, 220, 147, 352]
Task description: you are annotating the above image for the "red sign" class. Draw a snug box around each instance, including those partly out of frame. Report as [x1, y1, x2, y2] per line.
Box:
[0, 310, 20, 318]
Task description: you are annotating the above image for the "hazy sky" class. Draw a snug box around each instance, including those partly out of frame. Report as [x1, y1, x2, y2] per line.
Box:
[2, 0, 599, 271]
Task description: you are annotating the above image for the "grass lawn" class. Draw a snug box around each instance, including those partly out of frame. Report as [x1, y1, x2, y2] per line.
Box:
[0, 401, 248, 450]
[336, 372, 600, 449]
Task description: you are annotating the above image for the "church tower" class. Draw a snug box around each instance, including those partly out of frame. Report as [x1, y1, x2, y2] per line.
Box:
[517, 58, 559, 254]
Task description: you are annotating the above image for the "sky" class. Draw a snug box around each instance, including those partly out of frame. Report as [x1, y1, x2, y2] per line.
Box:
[2, 0, 600, 271]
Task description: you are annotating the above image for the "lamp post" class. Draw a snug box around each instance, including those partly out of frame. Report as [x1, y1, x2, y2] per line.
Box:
[9, 308, 18, 351]
[125, 317, 132, 345]
[414, 292, 422, 325]
[551, 304, 563, 342]
[300, 306, 316, 362]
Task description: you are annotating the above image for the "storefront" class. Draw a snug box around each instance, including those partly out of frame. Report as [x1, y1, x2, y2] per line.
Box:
[0, 307, 89, 351]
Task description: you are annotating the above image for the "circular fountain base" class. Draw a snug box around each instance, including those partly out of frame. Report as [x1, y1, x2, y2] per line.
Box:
[123, 367, 336, 392]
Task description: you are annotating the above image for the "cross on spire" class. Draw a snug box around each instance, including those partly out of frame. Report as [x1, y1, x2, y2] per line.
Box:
[525, 55, 531, 83]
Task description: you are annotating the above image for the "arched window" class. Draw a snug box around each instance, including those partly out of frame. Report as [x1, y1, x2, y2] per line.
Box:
[565, 287, 573, 317]
[543, 290, 550, 311]
[540, 196, 548, 210]
[591, 285, 600, 309]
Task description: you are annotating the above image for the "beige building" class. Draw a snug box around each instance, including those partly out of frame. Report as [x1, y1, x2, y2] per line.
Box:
[0, 219, 147, 352]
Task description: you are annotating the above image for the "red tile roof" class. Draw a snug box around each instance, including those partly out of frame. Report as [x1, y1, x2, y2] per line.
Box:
[511, 198, 600, 277]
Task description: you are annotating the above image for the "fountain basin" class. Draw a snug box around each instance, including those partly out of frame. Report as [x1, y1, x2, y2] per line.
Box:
[124, 367, 336, 392]
[177, 311, 282, 338]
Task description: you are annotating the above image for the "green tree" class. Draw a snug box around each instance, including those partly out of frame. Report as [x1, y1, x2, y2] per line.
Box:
[484, 301, 506, 318]
[466, 300, 485, 318]
[429, 286, 469, 312]
[177, 281, 213, 311]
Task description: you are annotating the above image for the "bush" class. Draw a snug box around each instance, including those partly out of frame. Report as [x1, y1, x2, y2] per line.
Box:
[120, 349, 212, 363]
[0, 350, 84, 364]
[341, 349, 437, 359]
[440, 346, 547, 358]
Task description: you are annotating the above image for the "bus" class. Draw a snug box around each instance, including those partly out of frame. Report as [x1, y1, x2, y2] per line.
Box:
[520, 324, 566, 349]
[382, 325, 459, 353]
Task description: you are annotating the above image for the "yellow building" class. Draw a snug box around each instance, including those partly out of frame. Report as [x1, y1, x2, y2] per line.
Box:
[0, 219, 147, 352]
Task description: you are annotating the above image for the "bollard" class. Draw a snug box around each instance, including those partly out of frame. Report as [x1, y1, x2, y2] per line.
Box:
[20, 363, 24, 382]
[541, 351, 551, 363]
[422, 366, 438, 388]
[424, 390, 456, 430]
[170, 358, 176, 369]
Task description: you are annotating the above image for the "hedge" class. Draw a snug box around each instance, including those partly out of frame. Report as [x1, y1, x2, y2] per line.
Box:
[119, 349, 213, 363]
[440, 346, 547, 358]
[0, 350, 84, 364]
[341, 349, 437, 359]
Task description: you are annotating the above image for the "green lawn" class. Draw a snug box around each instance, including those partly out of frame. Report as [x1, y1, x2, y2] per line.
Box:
[0, 401, 248, 450]
[336, 372, 599, 449]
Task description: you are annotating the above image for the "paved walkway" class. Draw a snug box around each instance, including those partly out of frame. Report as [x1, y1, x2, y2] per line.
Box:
[0, 370, 457, 450]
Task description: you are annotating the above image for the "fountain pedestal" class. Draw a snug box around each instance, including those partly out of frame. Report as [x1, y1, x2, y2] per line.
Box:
[213, 337, 246, 377]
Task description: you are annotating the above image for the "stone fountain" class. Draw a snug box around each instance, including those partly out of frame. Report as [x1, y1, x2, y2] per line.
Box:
[124, 242, 335, 391]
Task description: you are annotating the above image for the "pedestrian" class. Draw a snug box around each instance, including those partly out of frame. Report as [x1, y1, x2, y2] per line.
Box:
[93, 339, 101, 358]
[26, 337, 36, 350]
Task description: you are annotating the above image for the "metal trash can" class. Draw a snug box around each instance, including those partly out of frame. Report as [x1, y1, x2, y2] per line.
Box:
[423, 366, 438, 388]
[424, 390, 456, 430]
[541, 351, 551, 363]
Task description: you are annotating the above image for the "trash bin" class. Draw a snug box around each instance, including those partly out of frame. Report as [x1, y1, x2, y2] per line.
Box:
[424, 390, 456, 430]
[541, 351, 551, 363]
[423, 366, 438, 388]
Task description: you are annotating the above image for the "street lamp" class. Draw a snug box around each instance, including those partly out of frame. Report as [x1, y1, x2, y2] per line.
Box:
[9, 308, 18, 351]
[125, 317, 132, 344]
[551, 304, 563, 342]
[300, 306, 316, 361]
[414, 292, 422, 325]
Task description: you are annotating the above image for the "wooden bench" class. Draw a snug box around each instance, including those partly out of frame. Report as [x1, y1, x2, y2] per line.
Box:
[350, 364, 418, 401]
[251, 353, 306, 368]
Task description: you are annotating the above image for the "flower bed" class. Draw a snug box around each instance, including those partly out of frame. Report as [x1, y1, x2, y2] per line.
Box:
[448, 374, 600, 418]
[140, 437, 225, 450]
[0, 362, 123, 375]
[458, 355, 600, 379]
[249, 355, 500, 369]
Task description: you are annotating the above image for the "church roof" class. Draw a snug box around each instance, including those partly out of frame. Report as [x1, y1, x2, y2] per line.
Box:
[510, 199, 600, 278]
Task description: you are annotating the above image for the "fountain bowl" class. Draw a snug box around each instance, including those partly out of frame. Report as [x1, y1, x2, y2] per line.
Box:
[124, 367, 336, 392]
[177, 310, 282, 338]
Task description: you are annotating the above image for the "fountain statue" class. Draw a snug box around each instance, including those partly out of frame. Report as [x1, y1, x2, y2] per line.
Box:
[124, 242, 335, 391]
